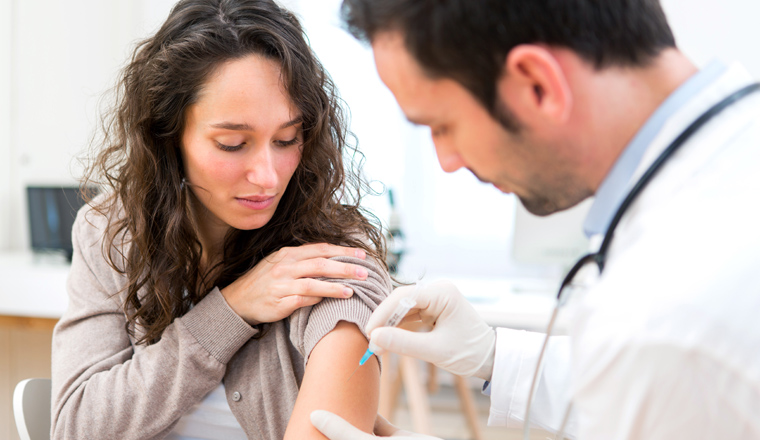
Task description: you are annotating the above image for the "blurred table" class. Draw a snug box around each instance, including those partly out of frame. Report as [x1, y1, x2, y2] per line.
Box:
[0, 251, 69, 318]
[447, 276, 558, 331]
[0, 251, 67, 440]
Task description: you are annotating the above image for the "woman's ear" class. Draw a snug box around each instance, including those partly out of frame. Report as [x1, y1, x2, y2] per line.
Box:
[497, 45, 572, 124]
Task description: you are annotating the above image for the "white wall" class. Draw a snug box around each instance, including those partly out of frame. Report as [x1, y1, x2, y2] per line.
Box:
[662, 0, 760, 77]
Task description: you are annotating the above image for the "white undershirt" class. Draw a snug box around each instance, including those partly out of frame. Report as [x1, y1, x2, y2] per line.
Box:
[165, 383, 247, 440]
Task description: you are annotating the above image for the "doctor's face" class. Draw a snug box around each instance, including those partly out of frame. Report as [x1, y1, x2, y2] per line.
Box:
[180, 54, 302, 239]
[371, 32, 584, 215]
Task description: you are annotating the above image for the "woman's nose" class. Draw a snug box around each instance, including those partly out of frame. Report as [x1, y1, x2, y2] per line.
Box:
[245, 147, 278, 189]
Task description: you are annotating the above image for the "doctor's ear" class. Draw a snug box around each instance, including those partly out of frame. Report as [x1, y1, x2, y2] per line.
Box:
[497, 45, 572, 124]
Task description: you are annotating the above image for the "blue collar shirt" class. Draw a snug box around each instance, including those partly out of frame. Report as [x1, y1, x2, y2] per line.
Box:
[582, 60, 728, 239]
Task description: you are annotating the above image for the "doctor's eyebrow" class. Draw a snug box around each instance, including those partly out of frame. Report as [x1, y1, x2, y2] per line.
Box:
[210, 117, 303, 131]
[405, 115, 429, 127]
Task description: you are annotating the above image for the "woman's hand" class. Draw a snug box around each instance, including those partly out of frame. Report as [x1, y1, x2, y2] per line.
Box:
[220, 243, 369, 325]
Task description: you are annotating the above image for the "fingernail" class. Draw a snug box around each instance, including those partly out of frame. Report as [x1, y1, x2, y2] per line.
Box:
[369, 331, 387, 355]
[356, 267, 368, 278]
[343, 288, 353, 297]
[355, 249, 366, 259]
[368, 340, 381, 353]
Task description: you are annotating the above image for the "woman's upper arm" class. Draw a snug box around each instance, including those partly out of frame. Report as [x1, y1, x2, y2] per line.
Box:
[284, 320, 380, 439]
[284, 252, 390, 439]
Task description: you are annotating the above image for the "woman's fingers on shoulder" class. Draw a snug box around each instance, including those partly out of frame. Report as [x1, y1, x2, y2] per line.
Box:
[290, 243, 367, 260]
[281, 294, 323, 312]
[294, 257, 368, 280]
[293, 278, 353, 298]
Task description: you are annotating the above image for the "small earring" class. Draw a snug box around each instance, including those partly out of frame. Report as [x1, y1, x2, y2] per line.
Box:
[180, 178, 187, 190]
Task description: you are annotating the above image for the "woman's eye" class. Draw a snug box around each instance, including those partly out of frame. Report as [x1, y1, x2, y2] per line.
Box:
[275, 137, 300, 147]
[216, 141, 244, 152]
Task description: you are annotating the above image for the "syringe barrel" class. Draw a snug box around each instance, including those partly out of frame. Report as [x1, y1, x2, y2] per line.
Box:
[385, 296, 417, 328]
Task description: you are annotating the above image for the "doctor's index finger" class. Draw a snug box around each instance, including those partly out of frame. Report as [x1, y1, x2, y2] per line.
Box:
[371, 326, 439, 362]
[365, 284, 417, 335]
[365, 280, 460, 335]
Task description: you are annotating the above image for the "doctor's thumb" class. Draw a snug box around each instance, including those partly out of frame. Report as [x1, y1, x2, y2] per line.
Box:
[311, 410, 371, 440]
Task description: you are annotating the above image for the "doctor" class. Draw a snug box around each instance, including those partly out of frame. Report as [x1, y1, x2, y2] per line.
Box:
[311, 0, 760, 439]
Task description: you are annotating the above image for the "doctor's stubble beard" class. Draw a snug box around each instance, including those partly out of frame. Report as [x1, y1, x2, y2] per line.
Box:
[471, 98, 594, 217]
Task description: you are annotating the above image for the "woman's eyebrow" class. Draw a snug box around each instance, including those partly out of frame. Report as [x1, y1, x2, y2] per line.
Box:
[279, 117, 303, 129]
[209, 117, 302, 131]
[210, 121, 253, 131]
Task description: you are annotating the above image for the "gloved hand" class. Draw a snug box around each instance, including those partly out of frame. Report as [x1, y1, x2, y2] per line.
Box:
[310, 410, 441, 440]
[366, 280, 496, 381]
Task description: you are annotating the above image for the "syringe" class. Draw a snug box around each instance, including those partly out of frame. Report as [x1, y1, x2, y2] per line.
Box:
[347, 295, 417, 381]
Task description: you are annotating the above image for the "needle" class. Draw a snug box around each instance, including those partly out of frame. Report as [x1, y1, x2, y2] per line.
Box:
[345, 294, 419, 383]
[346, 364, 361, 382]
[346, 345, 375, 382]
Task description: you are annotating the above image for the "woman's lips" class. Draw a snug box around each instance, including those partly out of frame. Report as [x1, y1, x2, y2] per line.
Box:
[236, 196, 275, 210]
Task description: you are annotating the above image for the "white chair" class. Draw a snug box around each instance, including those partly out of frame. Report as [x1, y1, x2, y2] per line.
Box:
[13, 378, 52, 440]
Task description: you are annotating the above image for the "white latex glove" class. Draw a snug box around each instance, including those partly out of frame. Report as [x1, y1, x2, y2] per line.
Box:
[311, 410, 441, 440]
[366, 280, 496, 381]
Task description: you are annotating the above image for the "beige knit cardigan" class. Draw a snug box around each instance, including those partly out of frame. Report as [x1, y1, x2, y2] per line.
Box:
[51, 204, 391, 440]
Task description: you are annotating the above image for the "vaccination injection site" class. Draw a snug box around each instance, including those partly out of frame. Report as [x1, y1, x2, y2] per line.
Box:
[2, 0, 760, 439]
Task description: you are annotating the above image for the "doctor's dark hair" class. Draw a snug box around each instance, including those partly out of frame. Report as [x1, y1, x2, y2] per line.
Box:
[340, 0, 676, 127]
[83, 0, 385, 344]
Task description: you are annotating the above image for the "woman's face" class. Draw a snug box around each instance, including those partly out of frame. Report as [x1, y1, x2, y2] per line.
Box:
[180, 55, 303, 241]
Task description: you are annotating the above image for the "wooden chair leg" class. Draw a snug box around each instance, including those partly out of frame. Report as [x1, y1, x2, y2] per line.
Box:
[427, 362, 439, 394]
[454, 375, 484, 440]
[400, 356, 433, 435]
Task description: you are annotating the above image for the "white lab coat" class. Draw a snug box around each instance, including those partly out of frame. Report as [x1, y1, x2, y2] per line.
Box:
[488, 63, 760, 439]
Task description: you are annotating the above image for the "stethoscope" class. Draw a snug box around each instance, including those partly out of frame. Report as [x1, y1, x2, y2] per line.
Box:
[523, 81, 760, 440]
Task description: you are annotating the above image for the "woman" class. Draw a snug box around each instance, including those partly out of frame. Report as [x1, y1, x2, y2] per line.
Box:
[50, 1, 390, 439]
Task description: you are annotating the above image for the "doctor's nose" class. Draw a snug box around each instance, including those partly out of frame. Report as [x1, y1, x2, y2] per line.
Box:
[433, 138, 466, 173]
[245, 148, 278, 189]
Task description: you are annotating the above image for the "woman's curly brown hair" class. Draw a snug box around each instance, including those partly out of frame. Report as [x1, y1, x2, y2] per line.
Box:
[82, 0, 386, 345]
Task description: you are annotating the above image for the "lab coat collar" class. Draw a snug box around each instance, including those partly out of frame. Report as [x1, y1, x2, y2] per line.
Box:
[582, 60, 728, 238]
